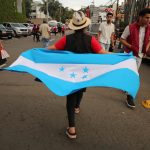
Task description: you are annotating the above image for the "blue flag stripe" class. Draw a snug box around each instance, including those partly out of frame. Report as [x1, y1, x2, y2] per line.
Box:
[21, 48, 135, 64]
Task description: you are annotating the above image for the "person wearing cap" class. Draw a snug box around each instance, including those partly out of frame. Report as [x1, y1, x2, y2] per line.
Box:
[47, 11, 109, 139]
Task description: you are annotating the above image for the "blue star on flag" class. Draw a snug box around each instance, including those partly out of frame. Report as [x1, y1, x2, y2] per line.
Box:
[70, 72, 77, 78]
[59, 66, 65, 72]
[83, 67, 89, 73]
[82, 75, 88, 79]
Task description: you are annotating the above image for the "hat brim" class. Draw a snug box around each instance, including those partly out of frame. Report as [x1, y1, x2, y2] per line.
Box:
[68, 17, 91, 30]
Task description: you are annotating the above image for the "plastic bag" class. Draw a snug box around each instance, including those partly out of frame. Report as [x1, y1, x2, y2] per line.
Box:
[1, 49, 10, 59]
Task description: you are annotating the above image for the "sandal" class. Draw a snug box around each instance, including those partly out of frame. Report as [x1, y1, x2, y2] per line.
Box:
[75, 108, 80, 114]
[66, 128, 77, 139]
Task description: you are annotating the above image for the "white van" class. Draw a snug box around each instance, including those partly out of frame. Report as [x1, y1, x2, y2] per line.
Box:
[48, 20, 58, 33]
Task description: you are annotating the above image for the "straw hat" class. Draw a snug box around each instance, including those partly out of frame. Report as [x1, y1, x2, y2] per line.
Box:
[68, 11, 91, 30]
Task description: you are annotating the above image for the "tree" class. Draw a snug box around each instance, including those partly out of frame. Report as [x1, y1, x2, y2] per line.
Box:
[25, 0, 32, 18]
[39, 0, 74, 22]
[48, 0, 62, 20]
[61, 7, 74, 23]
[39, 0, 47, 15]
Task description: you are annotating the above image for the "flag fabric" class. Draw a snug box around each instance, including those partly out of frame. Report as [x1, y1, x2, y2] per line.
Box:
[4, 48, 140, 99]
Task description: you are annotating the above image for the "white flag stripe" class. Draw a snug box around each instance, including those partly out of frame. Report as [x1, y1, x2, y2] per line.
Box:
[10, 56, 138, 83]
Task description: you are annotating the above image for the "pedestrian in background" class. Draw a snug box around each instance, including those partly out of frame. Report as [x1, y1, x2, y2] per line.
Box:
[53, 26, 57, 36]
[32, 24, 39, 42]
[47, 11, 109, 139]
[57, 24, 62, 36]
[61, 25, 65, 36]
[0, 40, 9, 68]
[120, 8, 150, 108]
[36, 24, 40, 42]
[39, 19, 51, 47]
[98, 12, 115, 51]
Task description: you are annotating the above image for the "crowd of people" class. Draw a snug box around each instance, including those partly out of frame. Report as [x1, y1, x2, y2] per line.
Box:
[31, 21, 66, 44]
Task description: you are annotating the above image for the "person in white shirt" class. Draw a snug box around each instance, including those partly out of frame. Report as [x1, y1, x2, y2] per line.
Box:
[98, 12, 115, 51]
[39, 19, 51, 47]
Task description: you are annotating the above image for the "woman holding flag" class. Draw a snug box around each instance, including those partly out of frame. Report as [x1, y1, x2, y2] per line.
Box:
[47, 11, 109, 139]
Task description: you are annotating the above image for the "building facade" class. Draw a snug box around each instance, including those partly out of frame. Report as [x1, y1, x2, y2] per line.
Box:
[30, 2, 46, 19]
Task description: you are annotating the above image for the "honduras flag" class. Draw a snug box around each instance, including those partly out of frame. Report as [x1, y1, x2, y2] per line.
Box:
[4, 48, 139, 99]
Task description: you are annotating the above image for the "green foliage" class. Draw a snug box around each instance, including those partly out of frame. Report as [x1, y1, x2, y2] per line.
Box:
[0, 0, 26, 23]
[61, 7, 74, 23]
[39, 0, 74, 23]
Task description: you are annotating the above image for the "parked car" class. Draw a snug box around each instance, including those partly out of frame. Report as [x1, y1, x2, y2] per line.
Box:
[22, 23, 33, 35]
[3, 22, 28, 37]
[0, 24, 13, 39]
[18, 23, 29, 36]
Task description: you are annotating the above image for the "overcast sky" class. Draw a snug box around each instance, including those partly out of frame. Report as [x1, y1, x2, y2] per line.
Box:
[34, 0, 124, 10]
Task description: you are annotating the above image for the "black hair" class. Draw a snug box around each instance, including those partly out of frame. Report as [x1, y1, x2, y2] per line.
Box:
[73, 28, 89, 53]
[43, 19, 47, 23]
[139, 8, 150, 17]
[107, 12, 113, 17]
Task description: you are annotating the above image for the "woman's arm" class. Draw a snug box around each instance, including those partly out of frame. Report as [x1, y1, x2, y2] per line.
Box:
[98, 48, 111, 54]
[47, 36, 66, 50]
[47, 45, 57, 50]
[91, 36, 111, 54]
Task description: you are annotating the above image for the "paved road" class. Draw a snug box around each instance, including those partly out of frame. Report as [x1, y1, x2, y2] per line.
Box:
[0, 35, 150, 150]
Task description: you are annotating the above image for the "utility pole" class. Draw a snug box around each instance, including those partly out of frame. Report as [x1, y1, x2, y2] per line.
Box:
[59, 6, 61, 22]
[115, 0, 119, 27]
[129, 0, 136, 23]
[115, 0, 119, 20]
[46, 0, 49, 22]
[92, 0, 94, 5]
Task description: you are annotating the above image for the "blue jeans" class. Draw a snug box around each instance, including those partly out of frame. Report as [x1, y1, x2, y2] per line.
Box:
[100, 42, 110, 51]
[135, 57, 142, 70]
[41, 38, 50, 48]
